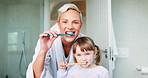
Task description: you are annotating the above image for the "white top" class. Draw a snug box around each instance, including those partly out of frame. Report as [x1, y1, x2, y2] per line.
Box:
[26, 34, 84, 78]
[57, 65, 109, 78]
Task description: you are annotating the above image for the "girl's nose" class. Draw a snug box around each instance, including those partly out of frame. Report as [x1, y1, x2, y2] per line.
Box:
[81, 55, 86, 61]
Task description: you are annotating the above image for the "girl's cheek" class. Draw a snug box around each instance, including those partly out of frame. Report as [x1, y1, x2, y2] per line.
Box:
[76, 57, 81, 61]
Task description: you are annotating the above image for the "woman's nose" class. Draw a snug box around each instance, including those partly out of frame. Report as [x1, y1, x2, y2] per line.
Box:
[67, 23, 74, 29]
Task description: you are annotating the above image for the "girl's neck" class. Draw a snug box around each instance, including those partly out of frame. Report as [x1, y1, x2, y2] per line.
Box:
[81, 64, 97, 68]
[88, 64, 97, 68]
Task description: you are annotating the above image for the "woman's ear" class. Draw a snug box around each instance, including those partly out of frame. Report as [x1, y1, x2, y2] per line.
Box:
[57, 21, 60, 28]
[80, 23, 82, 29]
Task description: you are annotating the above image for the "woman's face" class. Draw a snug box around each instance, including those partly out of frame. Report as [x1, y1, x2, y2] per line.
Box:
[74, 46, 96, 68]
[58, 9, 82, 43]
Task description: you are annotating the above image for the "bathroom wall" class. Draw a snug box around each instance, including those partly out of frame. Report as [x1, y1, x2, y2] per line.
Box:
[0, 3, 6, 78]
[0, 0, 41, 78]
[112, 0, 148, 78]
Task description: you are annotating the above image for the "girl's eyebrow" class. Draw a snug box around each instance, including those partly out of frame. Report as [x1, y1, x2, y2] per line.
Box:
[83, 49, 87, 52]
[75, 52, 81, 54]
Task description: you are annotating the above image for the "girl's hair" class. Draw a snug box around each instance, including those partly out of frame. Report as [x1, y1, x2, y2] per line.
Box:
[73, 36, 101, 65]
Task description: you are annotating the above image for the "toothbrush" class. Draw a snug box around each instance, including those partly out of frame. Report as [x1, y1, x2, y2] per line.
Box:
[47, 33, 74, 37]
[67, 62, 86, 66]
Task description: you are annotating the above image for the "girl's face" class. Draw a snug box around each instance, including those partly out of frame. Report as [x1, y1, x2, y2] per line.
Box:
[74, 46, 96, 68]
[58, 9, 82, 43]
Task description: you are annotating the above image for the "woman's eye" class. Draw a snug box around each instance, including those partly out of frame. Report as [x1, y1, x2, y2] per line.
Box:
[62, 21, 67, 23]
[73, 21, 79, 24]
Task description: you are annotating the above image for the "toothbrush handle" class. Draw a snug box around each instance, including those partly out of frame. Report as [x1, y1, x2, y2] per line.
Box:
[47, 34, 74, 37]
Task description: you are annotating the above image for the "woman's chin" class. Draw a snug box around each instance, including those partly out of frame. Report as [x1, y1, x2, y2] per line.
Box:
[65, 37, 75, 42]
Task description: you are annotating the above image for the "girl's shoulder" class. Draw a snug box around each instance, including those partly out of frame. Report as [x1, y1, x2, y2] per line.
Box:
[96, 65, 109, 73]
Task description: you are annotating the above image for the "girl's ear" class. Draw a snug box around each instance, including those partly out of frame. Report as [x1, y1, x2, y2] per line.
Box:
[73, 54, 76, 57]
[94, 51, 97, 56]
[73, 54, 77, 63]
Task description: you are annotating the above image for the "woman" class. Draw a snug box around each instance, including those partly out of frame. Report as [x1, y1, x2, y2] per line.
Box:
[26, 3, 84, 78]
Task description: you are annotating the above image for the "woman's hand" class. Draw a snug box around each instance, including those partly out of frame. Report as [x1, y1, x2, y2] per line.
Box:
[39, 30, 58, 53]
[33, 30, 58, 78]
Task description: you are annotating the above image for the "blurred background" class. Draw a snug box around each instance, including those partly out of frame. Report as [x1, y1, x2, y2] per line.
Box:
[0, 0, 148, 78]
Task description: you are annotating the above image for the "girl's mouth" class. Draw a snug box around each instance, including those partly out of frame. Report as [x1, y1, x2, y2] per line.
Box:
[80, 61, 87, 65]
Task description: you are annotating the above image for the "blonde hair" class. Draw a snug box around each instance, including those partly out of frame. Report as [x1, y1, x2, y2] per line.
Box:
[73, 36, 101, 65]
[57, 3, 82, 21]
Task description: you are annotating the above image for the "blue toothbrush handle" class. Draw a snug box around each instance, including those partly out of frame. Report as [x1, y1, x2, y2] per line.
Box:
[47, 34, 74, 37]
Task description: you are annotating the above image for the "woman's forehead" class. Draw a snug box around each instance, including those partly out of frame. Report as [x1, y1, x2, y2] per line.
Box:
[59, 10, 81, 20]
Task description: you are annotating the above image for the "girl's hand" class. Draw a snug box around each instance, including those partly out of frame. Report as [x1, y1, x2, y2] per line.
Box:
[39, 30, 58, 53]
[59, 61, 68, 69]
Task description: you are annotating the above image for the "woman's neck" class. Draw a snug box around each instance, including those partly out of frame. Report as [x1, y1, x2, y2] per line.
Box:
[62, 42, 72, 57]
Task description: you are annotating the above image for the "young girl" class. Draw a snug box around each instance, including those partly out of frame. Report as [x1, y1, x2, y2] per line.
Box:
[57, 36, 109, 78]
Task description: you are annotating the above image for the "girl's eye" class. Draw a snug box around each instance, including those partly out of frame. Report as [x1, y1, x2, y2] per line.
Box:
[76, 54, 81, 56]
[85, 53, 91, 55]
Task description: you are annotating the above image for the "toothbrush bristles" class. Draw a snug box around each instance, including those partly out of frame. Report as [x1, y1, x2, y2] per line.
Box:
[67, 62, 86, 66]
